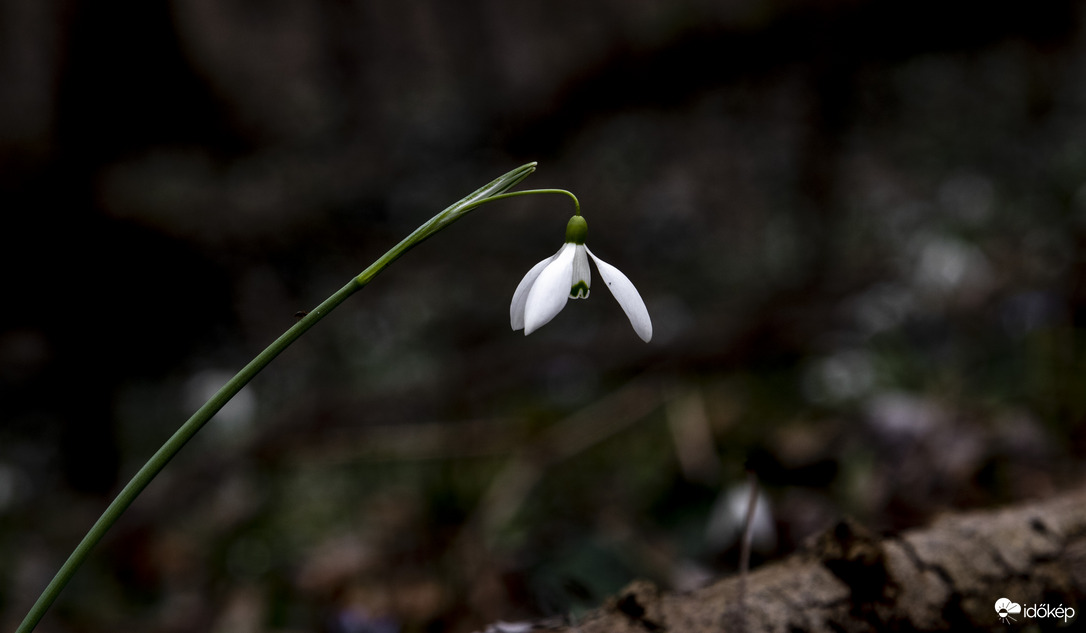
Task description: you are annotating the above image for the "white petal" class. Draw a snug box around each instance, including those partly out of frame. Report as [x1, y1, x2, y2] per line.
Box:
[587, 247, 653, 342]
[524, 243, 576, 335]
[570, 244, 591, 299]
[510, 254, 556, 331]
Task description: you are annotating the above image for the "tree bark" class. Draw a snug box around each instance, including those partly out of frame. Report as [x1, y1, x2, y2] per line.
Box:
[538, 487, 1086, 632]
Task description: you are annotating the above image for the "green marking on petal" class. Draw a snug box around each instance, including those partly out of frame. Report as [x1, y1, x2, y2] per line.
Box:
[569, 281, 590, 299]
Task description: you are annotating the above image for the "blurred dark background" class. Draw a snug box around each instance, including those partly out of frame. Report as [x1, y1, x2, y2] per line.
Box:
[3, 0, 1086, 631]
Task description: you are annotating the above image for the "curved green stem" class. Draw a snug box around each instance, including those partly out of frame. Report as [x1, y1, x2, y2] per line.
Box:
[16, 162, 542, 633]
[465, 188, 580, 216]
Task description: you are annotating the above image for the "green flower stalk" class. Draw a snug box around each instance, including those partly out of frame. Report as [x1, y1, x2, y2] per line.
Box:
[16, 162, 588, 633]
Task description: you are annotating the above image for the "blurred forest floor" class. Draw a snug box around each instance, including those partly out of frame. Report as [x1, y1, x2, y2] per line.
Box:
[2, 0, 1086, 631]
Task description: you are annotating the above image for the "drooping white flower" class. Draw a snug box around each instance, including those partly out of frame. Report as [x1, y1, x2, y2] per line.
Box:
[510, 215, 652, 342]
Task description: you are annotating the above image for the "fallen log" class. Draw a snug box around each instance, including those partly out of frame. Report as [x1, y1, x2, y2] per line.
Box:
[528, 486, 1086, 632]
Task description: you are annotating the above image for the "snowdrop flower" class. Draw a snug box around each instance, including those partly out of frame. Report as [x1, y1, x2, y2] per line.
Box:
[510, 215, 652, 342]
